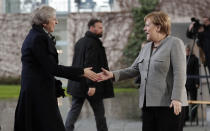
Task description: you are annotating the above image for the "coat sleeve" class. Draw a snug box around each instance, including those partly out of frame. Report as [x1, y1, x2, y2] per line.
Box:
[31, 35, 84, 80]
[113, 52, 140, 81]
[170, 38, 187, 102]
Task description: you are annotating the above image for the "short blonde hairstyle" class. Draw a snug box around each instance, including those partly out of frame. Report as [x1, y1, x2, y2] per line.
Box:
[31, 5, 56, 26]
[144, 11, 171, 35]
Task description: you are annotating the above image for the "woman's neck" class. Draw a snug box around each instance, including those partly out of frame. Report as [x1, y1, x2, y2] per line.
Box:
[153, 34, 167, 47]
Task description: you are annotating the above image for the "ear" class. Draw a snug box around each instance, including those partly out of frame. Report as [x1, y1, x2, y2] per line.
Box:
[156, 25, 161, 32]
[89, 26, 94, 32]
[43, 24, 47, 27]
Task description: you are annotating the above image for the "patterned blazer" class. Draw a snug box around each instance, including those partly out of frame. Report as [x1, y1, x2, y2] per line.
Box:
[113, 36, 188, 108]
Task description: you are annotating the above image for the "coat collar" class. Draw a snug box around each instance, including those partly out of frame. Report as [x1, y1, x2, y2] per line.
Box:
[85, 31, 99, 39]
[85, 31, 103, 47]
[32, 24, 56, 45]
[32, 24, 47, 35]
[204, 25, 210, 30]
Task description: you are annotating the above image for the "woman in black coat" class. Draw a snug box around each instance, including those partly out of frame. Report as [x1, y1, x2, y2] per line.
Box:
[14, 5, 99, 131]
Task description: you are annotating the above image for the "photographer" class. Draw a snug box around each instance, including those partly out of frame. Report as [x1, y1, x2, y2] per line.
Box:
[187, 16, 210, 72]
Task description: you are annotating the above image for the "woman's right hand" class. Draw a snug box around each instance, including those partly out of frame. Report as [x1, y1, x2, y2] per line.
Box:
[83, 67, 101, 81]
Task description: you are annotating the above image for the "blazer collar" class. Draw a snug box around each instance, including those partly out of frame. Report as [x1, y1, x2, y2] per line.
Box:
[149, 35, 171, 55]
[32, 24, 56, 45]
[155, 35, 170, 48]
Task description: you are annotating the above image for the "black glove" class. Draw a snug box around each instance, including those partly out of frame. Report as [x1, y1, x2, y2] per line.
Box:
[55, 80, 65, 98]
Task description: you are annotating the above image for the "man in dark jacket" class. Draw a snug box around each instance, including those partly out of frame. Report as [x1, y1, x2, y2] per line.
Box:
[65, 19, 114, 131]
[185, 45, 199, 122]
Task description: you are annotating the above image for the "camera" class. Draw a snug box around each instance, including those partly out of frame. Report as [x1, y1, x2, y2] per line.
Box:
[190, 17, 202, 34]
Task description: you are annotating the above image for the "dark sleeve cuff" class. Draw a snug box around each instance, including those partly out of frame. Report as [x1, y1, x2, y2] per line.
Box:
[55, 65, 84, 81]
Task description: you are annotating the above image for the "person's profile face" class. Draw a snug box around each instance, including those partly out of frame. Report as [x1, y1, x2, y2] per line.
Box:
[144, 18, 158, 41]
[92, 22, 103, 38]
[43, 15, 58, 33]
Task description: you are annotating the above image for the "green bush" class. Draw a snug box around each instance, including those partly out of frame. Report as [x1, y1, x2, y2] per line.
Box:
[122, 0, 158, 66]
[114, 78, 138, 88]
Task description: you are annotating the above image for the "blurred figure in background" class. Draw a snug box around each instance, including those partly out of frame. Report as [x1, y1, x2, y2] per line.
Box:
[187, 16, 210, 73]
[65, 18, 114, 131]
[185, 45, 199, 123]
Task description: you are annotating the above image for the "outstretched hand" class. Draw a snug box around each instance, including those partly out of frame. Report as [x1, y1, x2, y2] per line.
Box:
[97, 68, 114, 82]
[83, 67, 101, 81]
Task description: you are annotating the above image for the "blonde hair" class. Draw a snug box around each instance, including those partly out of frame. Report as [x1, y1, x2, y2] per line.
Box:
[31, 5, 56, 26]
[144, 11, 171, 35]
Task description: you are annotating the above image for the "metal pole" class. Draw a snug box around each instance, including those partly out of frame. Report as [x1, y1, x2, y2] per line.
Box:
[68, 0, 71, 13]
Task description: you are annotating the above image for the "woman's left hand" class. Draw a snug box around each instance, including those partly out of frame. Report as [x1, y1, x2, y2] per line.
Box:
[170, 100, 182, 115]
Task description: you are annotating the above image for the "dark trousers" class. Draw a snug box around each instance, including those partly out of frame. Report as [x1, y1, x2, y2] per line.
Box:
[186, 88, 198, 121]
[142, 107, 183, 131]
[65, 96, 108, 131]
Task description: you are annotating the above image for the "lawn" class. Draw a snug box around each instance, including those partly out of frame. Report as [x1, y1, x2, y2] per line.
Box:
[0, 85, 21, 99]
[0, 84, 138, 99]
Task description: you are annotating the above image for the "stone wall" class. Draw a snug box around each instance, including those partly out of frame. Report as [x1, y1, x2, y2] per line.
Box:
[1, 0, 210, 77]
[0, 14, 31, 77]
[0, 12, 134, 77]
[157, 0, 210, 22]
[67, 12, 134, 70]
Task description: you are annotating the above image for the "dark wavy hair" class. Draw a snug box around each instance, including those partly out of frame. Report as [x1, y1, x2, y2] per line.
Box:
[88, 18, 102, 29]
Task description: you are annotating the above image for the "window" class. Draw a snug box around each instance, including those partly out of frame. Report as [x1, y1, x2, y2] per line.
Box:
[48, 0, 69, 12]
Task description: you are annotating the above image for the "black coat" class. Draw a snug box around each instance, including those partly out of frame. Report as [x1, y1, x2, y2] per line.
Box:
[14, 25, 84, 131]
[186, 54, 199, 90]
[67, 31, 114, 99]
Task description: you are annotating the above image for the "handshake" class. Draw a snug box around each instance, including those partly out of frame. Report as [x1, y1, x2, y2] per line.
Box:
[84, 68, 114, 97]
[56, 68, 113, 98]
[83, 67, 114, 82]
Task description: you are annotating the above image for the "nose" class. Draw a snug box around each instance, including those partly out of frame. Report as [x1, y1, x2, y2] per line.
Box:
[56, 19, 58, 24]
[143, 26, 146, 32]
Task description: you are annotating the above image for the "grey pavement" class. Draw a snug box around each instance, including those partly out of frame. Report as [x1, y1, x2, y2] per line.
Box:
[62, 118, 210, 131]
[58, 97, 210, 131]
[0, 91, 209, 131]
